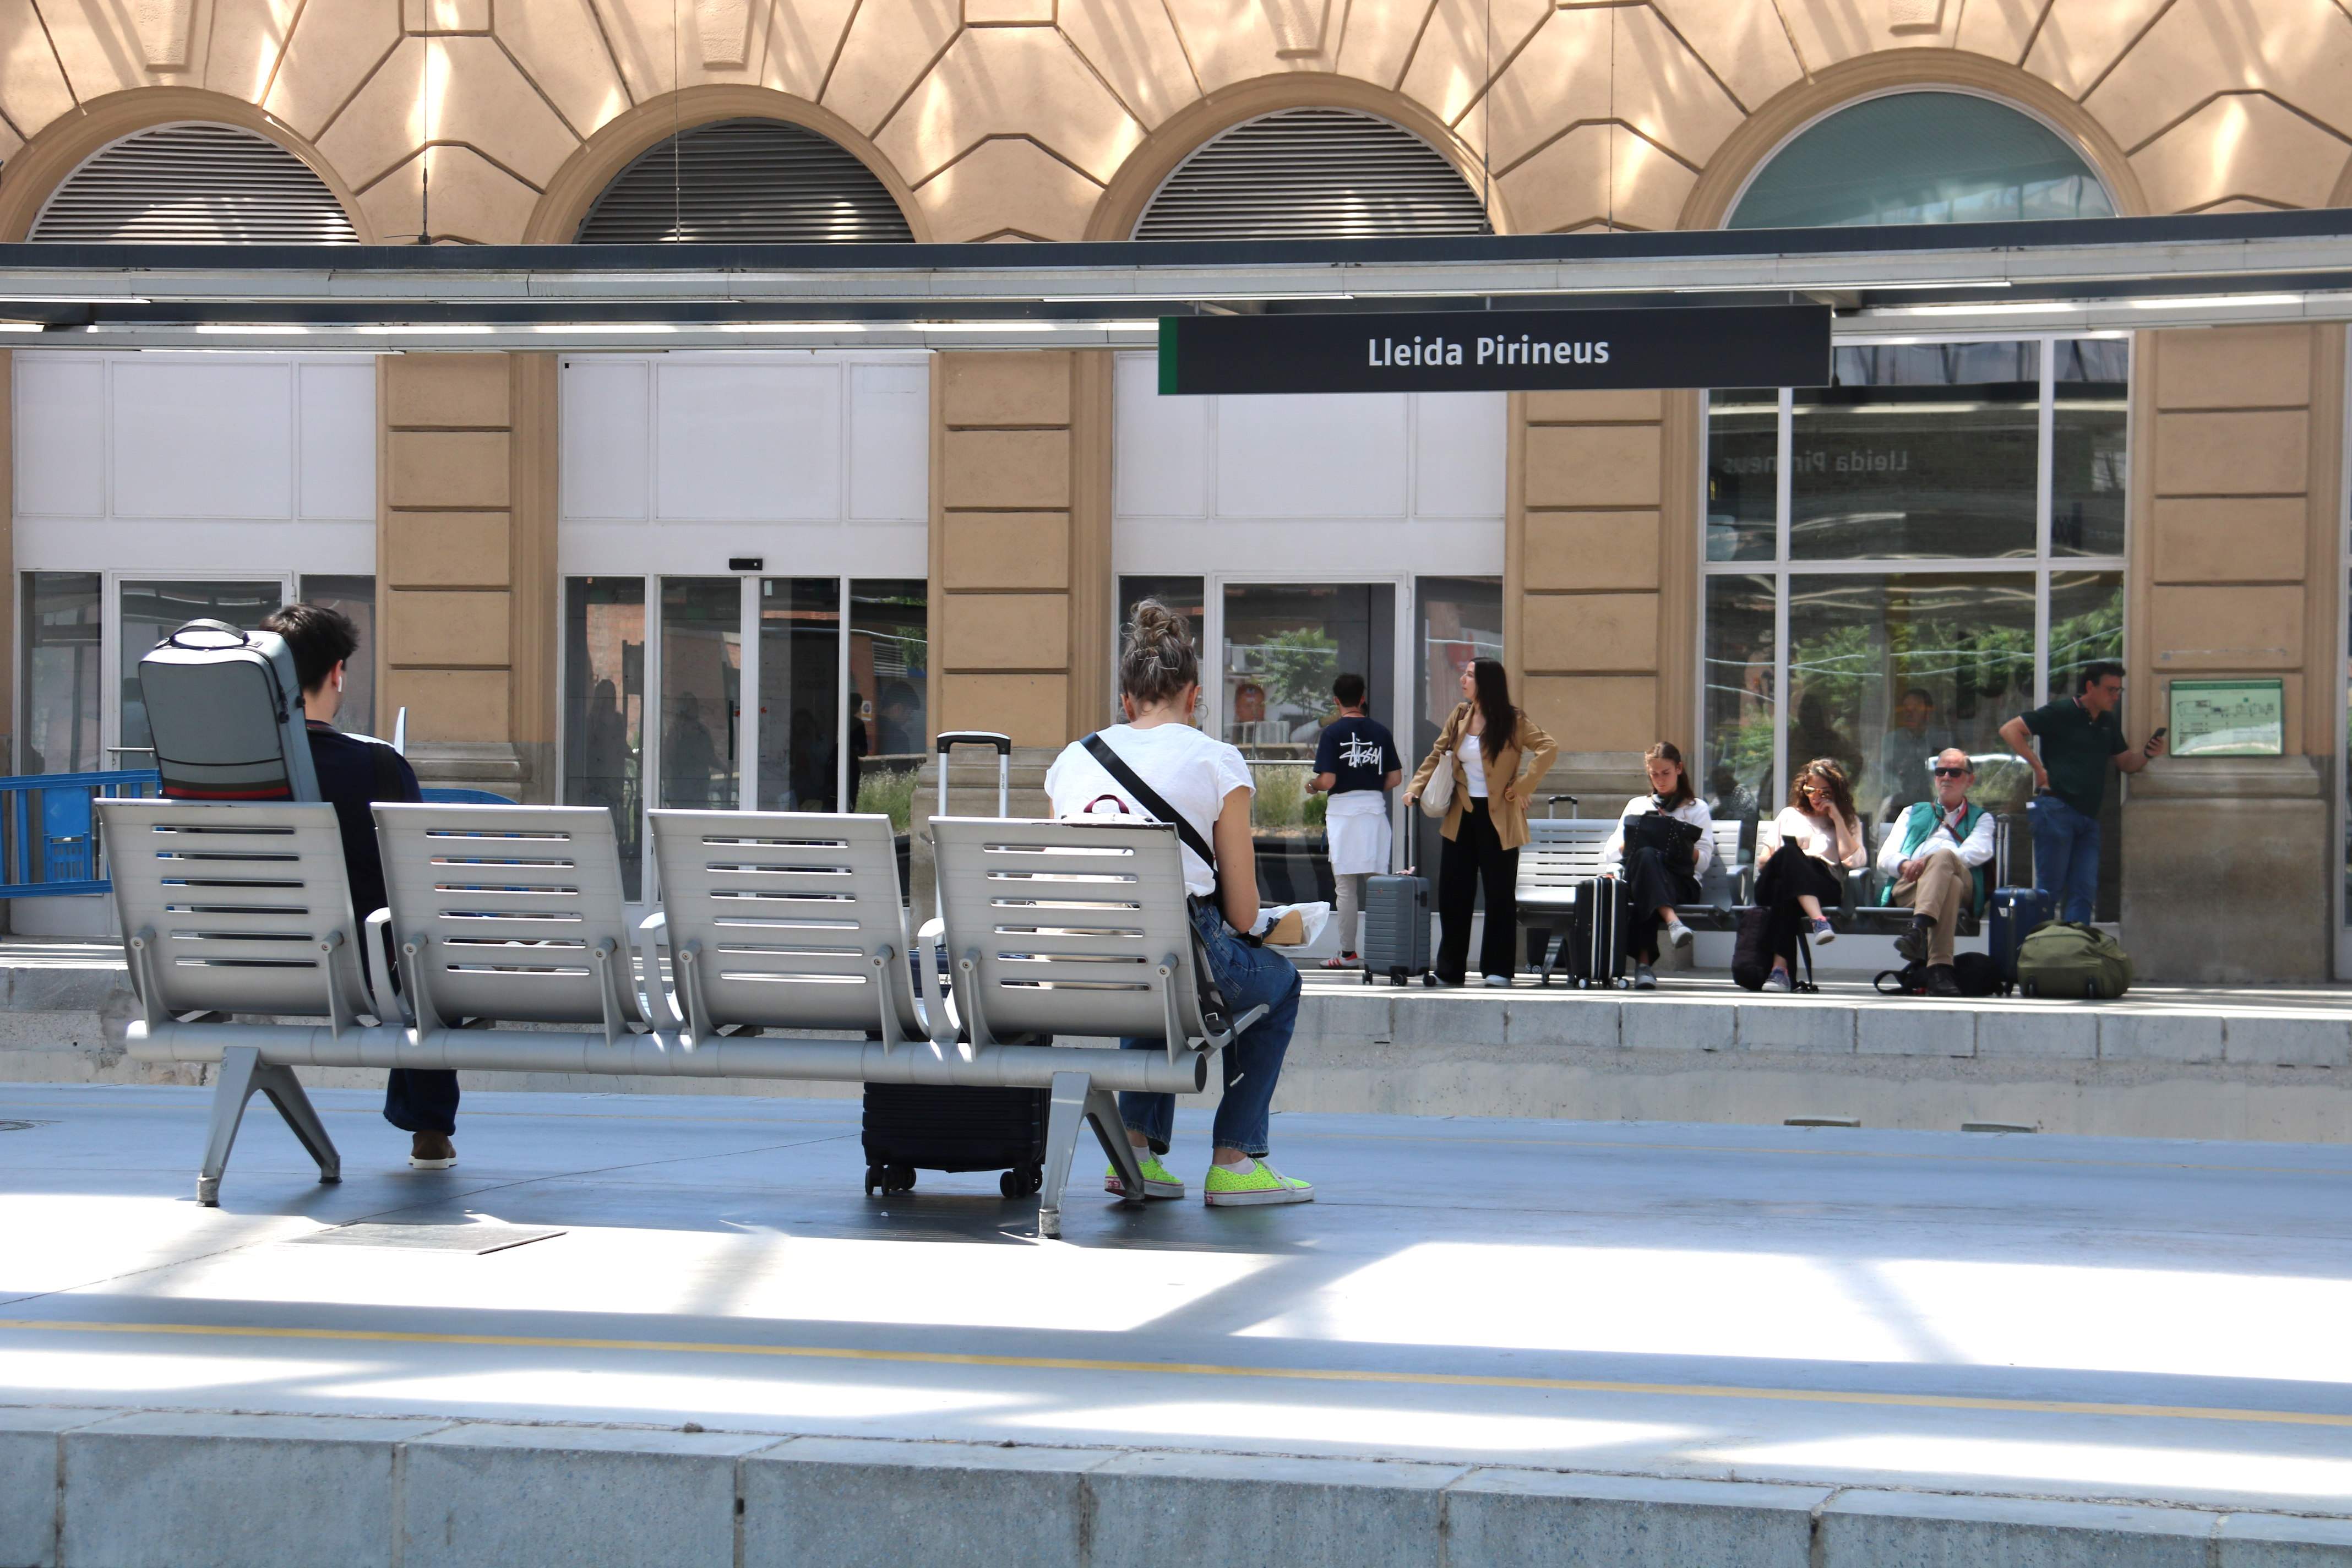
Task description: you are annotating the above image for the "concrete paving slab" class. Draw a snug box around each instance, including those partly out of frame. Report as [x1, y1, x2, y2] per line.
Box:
[1820, 1489, 2217, 1566]
[1503, 994, 1620, 1048]
[1446, 1469, 1830, 1568]
[2219, 1511, 2352, 1565]
[1087, 1450, 1464, 1568]
[1978, 1008, 2098, 1059]
[1734, 1003, 1854, 1054]
[2102, 1011, 2228, 1063]
[1619, 1000, 1730, 1050]
[1856, 1005, 1976, 1057]
[60, 1412, 451, 1568]
[0, 1407, 109, 1568]
[743, 1436, 1109, 1568]
[402, 1423, 780, 1568]
[2228, 1014, 2352, 1069]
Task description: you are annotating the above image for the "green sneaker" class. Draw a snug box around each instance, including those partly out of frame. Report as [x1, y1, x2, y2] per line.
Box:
[1106, 1155, 1184, 1199]
[1202, 1158, 1314, 1207]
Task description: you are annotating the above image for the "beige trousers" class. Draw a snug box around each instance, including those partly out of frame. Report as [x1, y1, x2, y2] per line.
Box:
[1891, 846, 1974, 967]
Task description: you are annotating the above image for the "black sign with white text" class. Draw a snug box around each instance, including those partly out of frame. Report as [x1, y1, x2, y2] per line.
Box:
[1157, 305, 1832, 395]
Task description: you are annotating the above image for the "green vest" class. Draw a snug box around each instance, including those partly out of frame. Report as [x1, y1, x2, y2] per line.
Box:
[1878, 800, 1989, 910]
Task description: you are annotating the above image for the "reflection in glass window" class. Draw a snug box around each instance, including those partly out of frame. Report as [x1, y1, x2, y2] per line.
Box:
[299, 574, 377, 739]
[658, 579, 741, 812]
[1729, 91, 2116, 230]
[755, 579, 837, 813]
[1787, 574, 2038, 833]
[1705, 389, 1778, 562]
[1701, 575, 1776, 835]
[1792, 343, 2039, 560]
[2054, 339, 2129, 557]
[119, 580, 284, 759]
[850, 580, 925, 832]
[1114, 577, 1206, 723]
[563, 577, 645, 901]
[1411, 576, 1502, 884]
[22, 573, 100, 775]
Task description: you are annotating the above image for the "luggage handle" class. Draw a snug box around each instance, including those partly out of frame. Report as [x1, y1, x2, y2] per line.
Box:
[936, 731, 1012, 756]
[1547, 793, 1579, 818]
[161, 618, 254, 654]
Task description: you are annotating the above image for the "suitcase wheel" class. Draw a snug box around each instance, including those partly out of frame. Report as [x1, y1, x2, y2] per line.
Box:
[867, 1164, 917, 1196]
[999, 1166, 1042, 1200]
[1420, 972, 1436, 987]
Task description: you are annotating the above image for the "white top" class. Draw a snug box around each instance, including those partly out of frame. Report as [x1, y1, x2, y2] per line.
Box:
[1044, 722, 1253, 898]
[1460, 734, 1488, 798]
[1600, 795, 1716, 878]
[1761, 805, 1865, 869]
[1874, 799, 1997, 879]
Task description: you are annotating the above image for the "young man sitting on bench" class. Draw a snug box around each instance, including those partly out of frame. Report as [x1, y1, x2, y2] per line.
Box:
[258, 604, 445, 1169]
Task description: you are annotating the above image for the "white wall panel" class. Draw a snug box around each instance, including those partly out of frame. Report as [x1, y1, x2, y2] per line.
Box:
[1413, 393, 1508, 518]
[847, 362, 928, 521]
[1113, 351, 1207, 518]
[1214, 391, 1408, 519]
[111, 361, 293, 519]
[656, 363, 840, 522]
[14, 356, 105, 518]
[297, 362, 376, 520]
[560, 358, 650, 521]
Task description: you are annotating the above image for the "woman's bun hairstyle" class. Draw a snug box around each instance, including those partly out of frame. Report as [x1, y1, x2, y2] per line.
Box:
[1119, 599, 1200, 708]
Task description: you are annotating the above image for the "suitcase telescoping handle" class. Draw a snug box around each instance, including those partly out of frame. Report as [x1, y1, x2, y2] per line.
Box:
[934, 729, 1013, 924]
[1548, 793, 1580, 819]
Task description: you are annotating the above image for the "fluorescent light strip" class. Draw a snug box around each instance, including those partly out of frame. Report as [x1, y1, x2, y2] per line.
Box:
[2126, 292, 2304, 311]
[1888, 301, 2083, 318]
[355, 323, 496, 335]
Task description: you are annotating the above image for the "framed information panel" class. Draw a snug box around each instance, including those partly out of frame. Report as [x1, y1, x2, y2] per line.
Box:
[2169, 678, 2285, 757]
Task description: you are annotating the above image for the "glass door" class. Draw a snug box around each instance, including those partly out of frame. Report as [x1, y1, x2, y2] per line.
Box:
[756, 578, 841, 811]
[657, 578, 743, 812]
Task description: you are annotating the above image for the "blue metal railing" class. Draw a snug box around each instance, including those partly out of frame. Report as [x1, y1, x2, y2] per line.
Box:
[0, 770, 514, 899]
[0, 769, 163, 897]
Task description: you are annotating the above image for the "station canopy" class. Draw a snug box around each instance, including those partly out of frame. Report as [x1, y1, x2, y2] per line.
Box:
[0, 208, 2348, 353]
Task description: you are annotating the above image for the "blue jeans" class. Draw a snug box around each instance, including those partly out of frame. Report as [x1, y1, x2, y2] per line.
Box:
[1120, 900, 1301, 1159]
[2028, 794, 2101, 924]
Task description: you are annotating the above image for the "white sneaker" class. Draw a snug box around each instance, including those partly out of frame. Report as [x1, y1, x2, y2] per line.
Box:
[1665, 917, 1694, 951]
[1762, 968, 1794, 993]
[1634, 964, 1657, 989]
[1481, 973, 1512, 988]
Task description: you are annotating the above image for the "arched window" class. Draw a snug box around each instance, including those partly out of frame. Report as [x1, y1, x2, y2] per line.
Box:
[31, 123, 357, 244]
[1729, 91, 2115, 229]
[575, 118, 912, 244]
[1134, 107, 1489, 241]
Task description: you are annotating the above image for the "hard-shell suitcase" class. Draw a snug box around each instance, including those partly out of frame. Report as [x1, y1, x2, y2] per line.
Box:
[135, 620, 320, 802]
[1988, 887, 2052, 991]
[1361, 867, 1434, 986]
[862, 730, 1053, 1200]
[1566, 873, 1628, 989]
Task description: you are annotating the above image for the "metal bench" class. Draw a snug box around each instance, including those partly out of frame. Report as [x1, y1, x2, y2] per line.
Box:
[932, 815, 1264, 1237]
[1515, 818, 1616, 983]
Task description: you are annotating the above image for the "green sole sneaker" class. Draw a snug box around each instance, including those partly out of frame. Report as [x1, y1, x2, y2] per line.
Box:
[1106, 1155, 1184, 1199]
[1203, 1160, 1314, 1207]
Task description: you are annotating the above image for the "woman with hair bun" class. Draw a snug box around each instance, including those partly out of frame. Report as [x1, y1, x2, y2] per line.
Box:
[1403, 657, 1558, 987]
[1042, 600, 1313, 1209]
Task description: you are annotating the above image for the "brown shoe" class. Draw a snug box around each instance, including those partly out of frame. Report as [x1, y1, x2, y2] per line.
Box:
[409, 1132, 457, 1170]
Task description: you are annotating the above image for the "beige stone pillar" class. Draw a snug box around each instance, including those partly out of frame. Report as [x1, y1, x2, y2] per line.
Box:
[0, 349, 14, 770]
[1507, 386, 1700, 798]
[378, 352, 559, 802]
[2122, 324, 2347, 981]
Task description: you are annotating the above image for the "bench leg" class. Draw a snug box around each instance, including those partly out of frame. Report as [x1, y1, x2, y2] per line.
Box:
[197, 1046, 342, 1207]
[1037, 1069, 1142, 1240]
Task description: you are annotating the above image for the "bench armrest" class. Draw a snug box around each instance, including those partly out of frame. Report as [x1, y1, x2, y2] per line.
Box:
[362, 908, 407, 1027]
[914, 917, 957, 1046]
[634, 910, 682, 1032]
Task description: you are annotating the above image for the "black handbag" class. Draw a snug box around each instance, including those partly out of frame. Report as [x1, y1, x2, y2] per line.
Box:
[1080, 733, 1244, 1036]
[1624, 808, 1702, 860]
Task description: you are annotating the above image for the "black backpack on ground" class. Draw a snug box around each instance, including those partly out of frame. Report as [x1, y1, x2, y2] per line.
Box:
[1732, 905, 1817, 993]
[1872, 952, 2005, 998]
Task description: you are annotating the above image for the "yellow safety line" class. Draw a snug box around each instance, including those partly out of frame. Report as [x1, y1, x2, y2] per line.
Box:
[2, 1317, 2346, 1429]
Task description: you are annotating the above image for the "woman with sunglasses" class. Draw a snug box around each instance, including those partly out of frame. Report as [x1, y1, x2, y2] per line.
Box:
[1752, 758, 1867, 992]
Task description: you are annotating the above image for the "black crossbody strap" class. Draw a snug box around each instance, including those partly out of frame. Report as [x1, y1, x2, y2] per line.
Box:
[1082, 733, 1218, 872]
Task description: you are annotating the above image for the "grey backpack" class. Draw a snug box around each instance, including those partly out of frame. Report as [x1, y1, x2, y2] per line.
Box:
[137, 620, 320, 802]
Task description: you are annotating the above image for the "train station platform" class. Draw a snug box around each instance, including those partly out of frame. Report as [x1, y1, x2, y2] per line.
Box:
[4, 1085, 2352, 1565]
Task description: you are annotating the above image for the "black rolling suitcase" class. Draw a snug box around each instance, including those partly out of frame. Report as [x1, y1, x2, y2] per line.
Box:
[1565, 874, 1629, 989]
[861, 731, 1053, 1201]
[1361, 862, 1434, 987]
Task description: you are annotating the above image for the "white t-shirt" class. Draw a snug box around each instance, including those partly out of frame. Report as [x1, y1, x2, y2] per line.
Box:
[1044, 722, 1254, 897]
[1461, 734, 1489, 798]
[1600, 795, 1716, 878]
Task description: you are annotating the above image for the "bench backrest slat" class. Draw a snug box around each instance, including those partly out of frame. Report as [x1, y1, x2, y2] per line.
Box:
[99, 799, 368, 1019]
[1517, 819, 1616, 894]
[933, 816, 1201, 1045]
[374, 802, 639, 1026]
[649, 809, 922, 1036]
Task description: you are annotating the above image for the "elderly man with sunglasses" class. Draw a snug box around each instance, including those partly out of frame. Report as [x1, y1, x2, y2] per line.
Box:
[1875, 747, 1997, 997]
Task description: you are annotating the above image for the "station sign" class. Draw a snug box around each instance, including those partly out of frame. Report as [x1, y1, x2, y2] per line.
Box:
[1157, 304, 1832, 395]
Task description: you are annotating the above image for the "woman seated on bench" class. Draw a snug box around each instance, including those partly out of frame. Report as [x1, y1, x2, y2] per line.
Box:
[1754, 758, 1869, 992]
[1599, 741, 1714, 990]
[1042, 600, 1313, 1210]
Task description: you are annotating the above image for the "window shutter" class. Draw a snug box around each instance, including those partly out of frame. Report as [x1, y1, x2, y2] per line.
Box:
[1134, 108, 1490, 242]
[31, 123, 358, 244]
[576, 118, 913, 244]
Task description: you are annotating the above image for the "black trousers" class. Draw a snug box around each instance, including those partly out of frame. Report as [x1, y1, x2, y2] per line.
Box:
[1621, 845, 1703, 962]
[1437, 798, 1520, 983]
[384, 1069, 460, 1136]
[1753, 841, 1842, 963]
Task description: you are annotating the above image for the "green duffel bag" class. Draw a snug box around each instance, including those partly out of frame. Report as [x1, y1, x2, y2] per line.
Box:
[2015, 920, 2134, 1000]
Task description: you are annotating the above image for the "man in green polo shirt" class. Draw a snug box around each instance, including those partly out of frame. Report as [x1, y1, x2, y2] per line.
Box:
[1997, 662, 2164, 923]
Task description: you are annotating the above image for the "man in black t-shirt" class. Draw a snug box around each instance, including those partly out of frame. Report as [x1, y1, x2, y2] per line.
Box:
[1309, 673, 1402, 968]
[258, 605, 451, 1170]
[1998, 661, 2163, 923]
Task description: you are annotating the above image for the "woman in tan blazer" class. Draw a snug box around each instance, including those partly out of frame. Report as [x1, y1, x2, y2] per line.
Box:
[1403, 658, 1559, 986]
